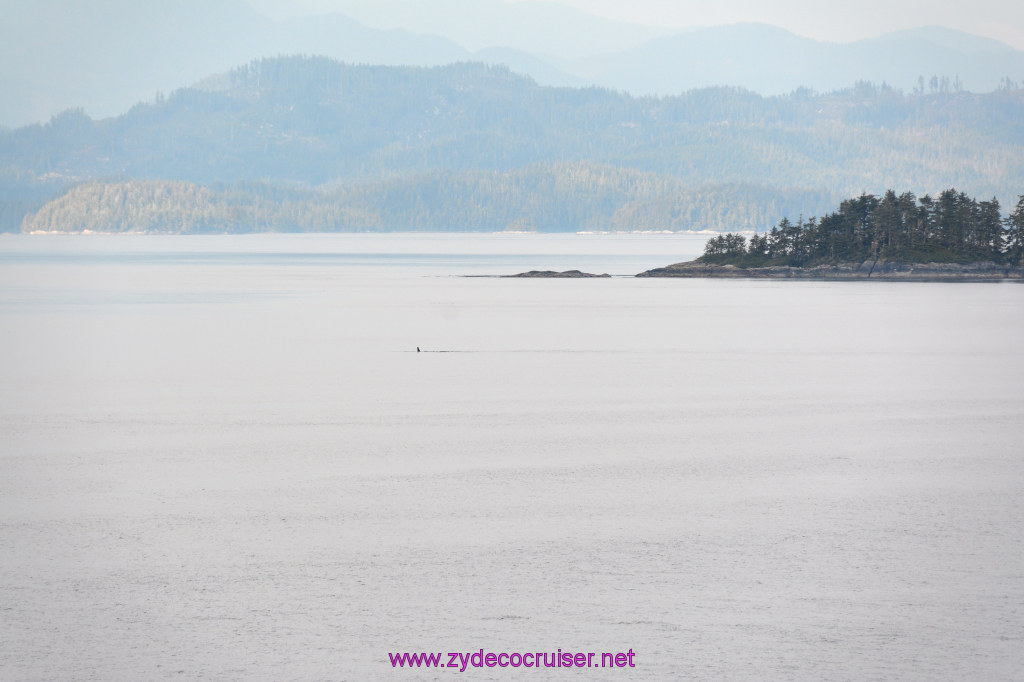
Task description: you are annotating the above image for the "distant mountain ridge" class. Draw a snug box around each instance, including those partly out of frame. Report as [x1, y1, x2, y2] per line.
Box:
[253, 0, 674, 58]
[3, 57, 1022, 234]
[2, 0, 1023, 128]
[572, 24, 1024, 96]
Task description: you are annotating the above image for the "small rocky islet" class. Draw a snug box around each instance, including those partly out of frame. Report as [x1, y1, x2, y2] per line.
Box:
[504, 270, 611, 278]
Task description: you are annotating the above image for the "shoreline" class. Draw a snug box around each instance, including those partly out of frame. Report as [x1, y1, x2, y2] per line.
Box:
[635, 260, 1024, 281]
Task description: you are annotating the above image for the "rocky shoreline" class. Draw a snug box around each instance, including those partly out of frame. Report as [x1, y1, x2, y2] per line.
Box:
[635, 260, 1024, 281]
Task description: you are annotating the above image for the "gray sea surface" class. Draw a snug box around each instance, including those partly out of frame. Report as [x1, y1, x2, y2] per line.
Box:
[1, 233, 1023, 680]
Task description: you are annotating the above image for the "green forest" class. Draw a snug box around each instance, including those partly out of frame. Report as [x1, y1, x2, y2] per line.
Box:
[699, 190, 1024, 266]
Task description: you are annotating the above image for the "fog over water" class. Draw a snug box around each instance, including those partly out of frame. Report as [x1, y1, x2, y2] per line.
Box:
[1, 234, 1023, 680]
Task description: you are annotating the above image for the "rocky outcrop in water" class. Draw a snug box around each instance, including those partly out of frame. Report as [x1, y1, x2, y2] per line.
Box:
[636, 260, 1024, 281]
[507, 270, 611, 278]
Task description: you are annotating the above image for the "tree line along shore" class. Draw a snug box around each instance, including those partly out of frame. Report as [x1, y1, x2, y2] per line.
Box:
[636, 189, 1024, 278]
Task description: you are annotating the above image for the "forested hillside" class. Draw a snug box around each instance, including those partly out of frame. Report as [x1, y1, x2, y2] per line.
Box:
[4, 57, 1024, 233]
[19, 168, 833, 234]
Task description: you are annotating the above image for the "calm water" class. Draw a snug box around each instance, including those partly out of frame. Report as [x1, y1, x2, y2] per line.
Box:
[1, 234, 1023, 680]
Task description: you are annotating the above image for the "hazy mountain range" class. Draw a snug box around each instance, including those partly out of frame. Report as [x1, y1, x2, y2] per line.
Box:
[2, 0, 1024, 128]
[2, 1, 1022, 234]
[4, 58, 1022, 233]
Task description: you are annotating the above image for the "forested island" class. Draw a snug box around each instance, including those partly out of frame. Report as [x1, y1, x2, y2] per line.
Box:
[638, 189, 1024, 279]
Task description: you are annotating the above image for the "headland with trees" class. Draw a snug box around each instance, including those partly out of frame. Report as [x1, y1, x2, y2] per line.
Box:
[639, 189, 1024, 280]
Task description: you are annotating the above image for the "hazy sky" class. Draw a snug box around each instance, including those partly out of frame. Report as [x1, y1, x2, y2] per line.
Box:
[275, 0, 1024, 49]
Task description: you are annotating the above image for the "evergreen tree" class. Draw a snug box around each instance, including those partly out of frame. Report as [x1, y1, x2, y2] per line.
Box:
[1006, 196, 1024, 266]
